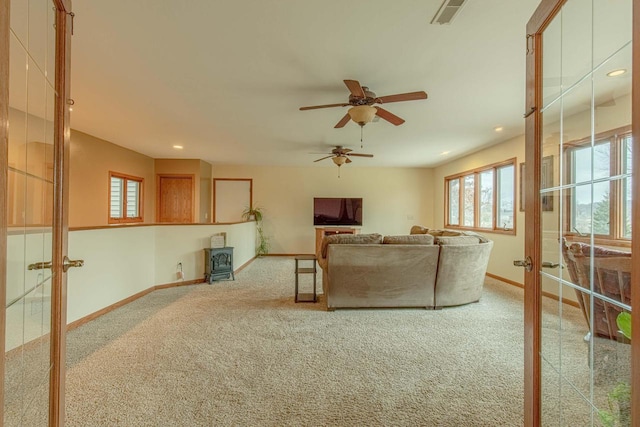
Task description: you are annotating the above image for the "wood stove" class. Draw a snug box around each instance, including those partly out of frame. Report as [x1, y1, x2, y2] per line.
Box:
[204, 247, 235, 283]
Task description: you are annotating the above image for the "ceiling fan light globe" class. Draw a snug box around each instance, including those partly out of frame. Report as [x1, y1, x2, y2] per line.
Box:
[348, 105, 376, 126]
[332, 156, 347, 166]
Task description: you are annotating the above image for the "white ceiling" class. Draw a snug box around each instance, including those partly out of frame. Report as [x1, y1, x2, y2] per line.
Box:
[69, 0, 541, 168]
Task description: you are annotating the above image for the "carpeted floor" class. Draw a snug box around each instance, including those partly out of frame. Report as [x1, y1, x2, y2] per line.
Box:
[9, 257, 624, 426]
[64, 257, 534, 426]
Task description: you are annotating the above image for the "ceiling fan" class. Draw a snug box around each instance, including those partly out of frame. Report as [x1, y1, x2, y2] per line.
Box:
[300, 79, 428, 129]
[314, 146, 373, 177]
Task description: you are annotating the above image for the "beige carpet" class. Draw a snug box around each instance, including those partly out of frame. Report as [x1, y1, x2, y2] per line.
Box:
[9, 257, 622, 426]
[62, 257, 531, 426]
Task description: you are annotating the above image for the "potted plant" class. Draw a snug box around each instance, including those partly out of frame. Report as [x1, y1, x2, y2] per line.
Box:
[241, 205, 269, 256]
[598, 312, 632, 427]
[241, 206, 264, 222]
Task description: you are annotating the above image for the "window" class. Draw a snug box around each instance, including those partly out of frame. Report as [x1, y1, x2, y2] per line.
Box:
[445, 159, 516, 233]
[565, 128, 631, 242]
[109, 172, 143, 223]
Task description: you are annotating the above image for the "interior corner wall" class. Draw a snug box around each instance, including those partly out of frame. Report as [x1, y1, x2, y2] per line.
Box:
[199, 160, 213, 223]
[432, 136, 526, 285]
[69, 130, 156, 227]
[212, 165, 434, 254]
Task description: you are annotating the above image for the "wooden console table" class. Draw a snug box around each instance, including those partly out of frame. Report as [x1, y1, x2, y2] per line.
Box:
[314, 227, 359, 256]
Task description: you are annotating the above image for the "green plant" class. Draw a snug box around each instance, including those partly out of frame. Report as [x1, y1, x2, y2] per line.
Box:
[241, 205, 269, 256]
[256, 225, 270, 257]
[241, 206, 264, 222]
[597, 312, 632, 427]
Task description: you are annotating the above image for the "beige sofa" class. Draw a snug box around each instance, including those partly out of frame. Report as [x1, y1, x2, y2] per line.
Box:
[316, 229, 493, 311]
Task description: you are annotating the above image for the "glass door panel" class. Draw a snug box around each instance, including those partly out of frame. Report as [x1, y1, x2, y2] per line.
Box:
[536, 0, 633, 425]
[5, 0, 59, 424]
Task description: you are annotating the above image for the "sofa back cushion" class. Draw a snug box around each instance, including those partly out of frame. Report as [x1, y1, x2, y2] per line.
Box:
[383, 234, 435, 245]
[320, 233, 383, 258]
[435, 235, 481, 245]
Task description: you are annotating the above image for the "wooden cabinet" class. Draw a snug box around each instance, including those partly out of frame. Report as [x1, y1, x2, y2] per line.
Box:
[314, 227, 359, 256]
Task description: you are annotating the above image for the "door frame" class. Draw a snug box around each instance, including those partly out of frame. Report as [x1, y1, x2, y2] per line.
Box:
[524, 0, 639, 425]
[0, 0, 72, 425]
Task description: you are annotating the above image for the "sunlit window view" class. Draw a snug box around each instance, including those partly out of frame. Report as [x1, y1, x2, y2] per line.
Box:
[445, 161, 515, 232]
[567, 131, 631, 240]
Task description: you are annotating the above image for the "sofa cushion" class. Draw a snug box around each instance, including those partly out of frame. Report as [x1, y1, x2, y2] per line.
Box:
[383, 234, 435, 245]
[435, 235, 481, 245]
[409, 225, 429, 235]
[320, 233, 383, 258]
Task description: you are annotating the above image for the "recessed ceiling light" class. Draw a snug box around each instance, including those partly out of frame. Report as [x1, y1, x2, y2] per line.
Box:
[606, 69, 626, 77]
[173, 145, 184, 150]
[440, 151, 451, 155]
[494, 126, 504, 132]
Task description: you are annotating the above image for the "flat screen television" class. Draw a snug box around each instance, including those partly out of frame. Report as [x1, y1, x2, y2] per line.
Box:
[313, 198, 362, 226]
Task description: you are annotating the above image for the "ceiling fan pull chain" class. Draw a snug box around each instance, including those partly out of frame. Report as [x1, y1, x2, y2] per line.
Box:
[360, 127, 364, 148]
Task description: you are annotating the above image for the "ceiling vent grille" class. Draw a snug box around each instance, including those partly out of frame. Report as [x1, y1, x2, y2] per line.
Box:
[430, 0, 468, 25]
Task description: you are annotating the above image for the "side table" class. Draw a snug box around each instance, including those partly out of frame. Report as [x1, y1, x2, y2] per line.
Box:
[295, 255, 317, 303]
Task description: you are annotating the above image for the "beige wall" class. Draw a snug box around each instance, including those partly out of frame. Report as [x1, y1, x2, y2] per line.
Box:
[433, 136, 526, 285]
[70, 130, 156, 227]
[212, 165, 434, 254]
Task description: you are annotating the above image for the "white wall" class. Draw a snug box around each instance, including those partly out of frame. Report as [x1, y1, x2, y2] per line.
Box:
[212, 165, 434, 254]
[433, 136, 526, 285]
[65, 222, 256, 325]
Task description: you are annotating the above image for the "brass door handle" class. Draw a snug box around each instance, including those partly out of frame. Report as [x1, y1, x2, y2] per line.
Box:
[513, 256, 533, 272]
[28, 261, 53, 270]
[63, 256, 84, 272]
[542, 261, 560, 269]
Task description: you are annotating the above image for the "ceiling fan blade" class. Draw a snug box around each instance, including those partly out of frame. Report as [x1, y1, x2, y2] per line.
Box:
[314, 155, 335, 162]
[375, 107, 405, 126]
[300, 103, 350, 111]
[347, 153, 374, 158]
[343, 80, 365, 98]
[375, 91, 428, 104]
[334, 113, 351, 128]
[345, 157, 352, 163]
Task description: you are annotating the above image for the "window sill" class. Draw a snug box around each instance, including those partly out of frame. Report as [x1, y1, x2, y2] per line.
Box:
[444, 225, 516, 236]
[564, 234, 631, 249]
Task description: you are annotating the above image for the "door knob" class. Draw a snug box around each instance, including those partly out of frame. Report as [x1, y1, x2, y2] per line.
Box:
[513, 256, 533, 272]
[28, 261, 53, 270]
[63, 256, 84, 272]
[541, 261, 560, 269]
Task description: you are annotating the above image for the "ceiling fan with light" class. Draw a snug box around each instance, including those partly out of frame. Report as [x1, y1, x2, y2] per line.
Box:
[314, 146, 373, 177]
[300, 79, 428, 129]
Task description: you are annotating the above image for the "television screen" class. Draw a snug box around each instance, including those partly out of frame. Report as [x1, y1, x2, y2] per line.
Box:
[313, 198, 362, 226]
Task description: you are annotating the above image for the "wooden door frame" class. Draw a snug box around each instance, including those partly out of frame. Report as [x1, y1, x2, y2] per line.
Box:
[50, 2, 72, 425]
[525, 0, 639, 425]
[212, 178, 253, 223]
[156, 174, 196, 223]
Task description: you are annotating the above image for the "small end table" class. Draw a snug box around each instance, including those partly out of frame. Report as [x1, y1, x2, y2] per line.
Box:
[294, 255, 317, 303]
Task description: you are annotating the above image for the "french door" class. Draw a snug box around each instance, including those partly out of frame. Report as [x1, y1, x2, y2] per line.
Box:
[1, 0, 72, 425]
[524, 0, 638, 425]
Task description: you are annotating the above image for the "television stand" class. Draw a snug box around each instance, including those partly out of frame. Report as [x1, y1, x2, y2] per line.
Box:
[314, 227, 359, 256]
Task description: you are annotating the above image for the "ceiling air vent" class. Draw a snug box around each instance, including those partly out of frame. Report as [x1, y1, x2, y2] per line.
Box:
[430, 0, 468, 25]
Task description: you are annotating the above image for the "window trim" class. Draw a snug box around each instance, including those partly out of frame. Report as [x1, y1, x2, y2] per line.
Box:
[444, 158, 517, 235]
[108, 171, 144, 224]
[563, 126, 632, 245]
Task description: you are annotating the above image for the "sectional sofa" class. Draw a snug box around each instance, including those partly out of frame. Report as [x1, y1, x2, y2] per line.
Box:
[316, 228, 493, 311]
